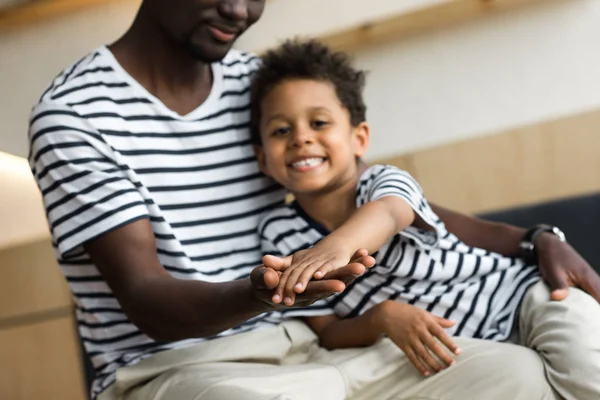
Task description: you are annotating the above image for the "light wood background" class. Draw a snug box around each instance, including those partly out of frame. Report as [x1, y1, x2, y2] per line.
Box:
[376, 108, 600, 214]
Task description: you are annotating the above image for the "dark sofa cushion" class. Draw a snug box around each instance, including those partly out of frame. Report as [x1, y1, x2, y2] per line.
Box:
[479, 193, 600, 274]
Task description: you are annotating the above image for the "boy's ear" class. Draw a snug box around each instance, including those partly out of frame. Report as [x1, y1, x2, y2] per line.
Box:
[254, 145, 270, 176]
[352, 122, 370, 158]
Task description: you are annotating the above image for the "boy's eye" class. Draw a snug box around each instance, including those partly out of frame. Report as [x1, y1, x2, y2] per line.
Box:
[311, 120, 329, 129]
[272, 127, 290, 136]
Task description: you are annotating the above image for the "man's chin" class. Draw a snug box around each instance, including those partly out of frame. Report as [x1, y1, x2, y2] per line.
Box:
[185, 41, 233, 63]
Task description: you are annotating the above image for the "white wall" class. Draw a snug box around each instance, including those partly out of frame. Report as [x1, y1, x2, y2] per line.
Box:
[1, 0, 599, 161]
[356, 0, 600, 160]
[239, 0, 600, 160]
[0, 0, 140, 157]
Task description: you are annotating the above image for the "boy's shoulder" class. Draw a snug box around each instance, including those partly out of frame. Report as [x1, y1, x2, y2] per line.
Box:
[258, 202, 300, 238]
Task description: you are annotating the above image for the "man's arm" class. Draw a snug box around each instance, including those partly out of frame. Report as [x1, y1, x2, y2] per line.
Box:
[85, 219, 368, 342]
[430, 203, 600, 302]
[429, 203, 524, 257]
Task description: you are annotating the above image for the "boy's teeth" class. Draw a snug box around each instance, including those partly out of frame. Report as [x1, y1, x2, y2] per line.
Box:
[292, 157, 324, 168]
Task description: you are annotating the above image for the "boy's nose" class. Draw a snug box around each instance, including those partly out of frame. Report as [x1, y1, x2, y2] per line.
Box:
[289, 127, 315, 147]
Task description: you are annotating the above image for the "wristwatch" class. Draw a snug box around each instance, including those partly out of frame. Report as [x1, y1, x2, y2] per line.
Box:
[519, 224, 567, 265]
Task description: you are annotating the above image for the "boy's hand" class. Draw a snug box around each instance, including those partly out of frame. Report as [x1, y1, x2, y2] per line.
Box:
[374, 301, 461, 377]
[264, 242, 354, 306]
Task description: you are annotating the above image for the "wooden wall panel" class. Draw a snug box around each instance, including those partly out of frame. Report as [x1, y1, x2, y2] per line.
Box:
[374, 108, 600, 214]
[0, 316, 86, 400]
[0, 240, 71, 321]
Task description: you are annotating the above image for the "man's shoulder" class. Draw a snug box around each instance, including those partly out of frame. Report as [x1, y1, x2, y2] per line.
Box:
[36, 47, 110, 106]
[258, 203, 299, 238]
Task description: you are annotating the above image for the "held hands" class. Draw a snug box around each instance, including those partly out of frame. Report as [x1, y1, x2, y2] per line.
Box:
[264, 241, 354, 306]
[374, 301, 461, 377]
[251, 249, 374, 310]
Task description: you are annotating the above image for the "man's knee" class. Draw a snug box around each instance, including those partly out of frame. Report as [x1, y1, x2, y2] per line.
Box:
[454, 339, 554, 399]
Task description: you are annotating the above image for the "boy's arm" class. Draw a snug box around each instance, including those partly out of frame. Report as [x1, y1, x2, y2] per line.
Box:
[304, 301, 460, 375]
[319, 196, 418, 258]
[303, 308, 384, 350]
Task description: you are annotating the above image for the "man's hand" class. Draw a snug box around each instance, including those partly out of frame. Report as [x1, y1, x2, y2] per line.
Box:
[374, 300, 461, 377]
[536, 233, 600, 302]
[267, 242, 353, 306]
[254, 249, 375, 309]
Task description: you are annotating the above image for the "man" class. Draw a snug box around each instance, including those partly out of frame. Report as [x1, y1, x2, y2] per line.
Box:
[28, 1, 599, 399]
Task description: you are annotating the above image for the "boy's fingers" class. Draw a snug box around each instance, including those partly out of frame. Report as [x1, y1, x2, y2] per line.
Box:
[429, 324, 461, 355]
[423, 335, 455, 367]
[350, 249, 369, 262]
[412, 340, 442, 373]
[273, 267, 294, 303]
[404, 347, 430, 377]
[296, 263, 327, 293]
[433, 316, 456, 328]
[285, 262, 312, 296]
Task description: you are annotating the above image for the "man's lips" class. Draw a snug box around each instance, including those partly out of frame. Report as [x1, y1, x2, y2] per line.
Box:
[207, 25, 238, 42]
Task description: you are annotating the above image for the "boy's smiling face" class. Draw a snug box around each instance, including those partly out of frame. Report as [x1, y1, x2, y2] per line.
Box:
[255, 79, 370, 195]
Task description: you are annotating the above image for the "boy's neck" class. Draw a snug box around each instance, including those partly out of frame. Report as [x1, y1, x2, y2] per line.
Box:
[294, 185, 357, 233]
[293, 162, 368, 232]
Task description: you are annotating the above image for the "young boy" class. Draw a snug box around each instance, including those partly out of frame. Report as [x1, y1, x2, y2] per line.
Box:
[251, 39, 600, 399]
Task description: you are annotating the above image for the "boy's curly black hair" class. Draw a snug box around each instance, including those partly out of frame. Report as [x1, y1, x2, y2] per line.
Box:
[250, 39, 367, 145]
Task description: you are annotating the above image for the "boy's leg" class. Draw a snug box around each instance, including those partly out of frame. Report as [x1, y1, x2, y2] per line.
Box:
[308, 333, 557, 400]
[515, 281, 600, 400]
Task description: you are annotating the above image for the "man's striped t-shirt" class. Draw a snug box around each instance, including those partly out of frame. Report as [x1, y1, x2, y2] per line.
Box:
[28, 47, 286, 398]
[259, 164, 541, 341]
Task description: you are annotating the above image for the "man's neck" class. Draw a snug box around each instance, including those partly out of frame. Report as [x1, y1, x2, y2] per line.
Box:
[108, 7, 213, 116]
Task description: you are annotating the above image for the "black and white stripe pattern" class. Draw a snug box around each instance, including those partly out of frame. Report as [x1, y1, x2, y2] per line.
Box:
[28, 47, 286, 399]
[260, 165, 540, 340]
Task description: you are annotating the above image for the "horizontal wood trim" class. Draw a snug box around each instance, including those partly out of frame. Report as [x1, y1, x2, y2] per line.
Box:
[375, 108, 600, 214]
[0, 0, 137, 31]
[0, 240, 72, 320]
[311, 0, 544, 53]
[0, 315, 86, 400]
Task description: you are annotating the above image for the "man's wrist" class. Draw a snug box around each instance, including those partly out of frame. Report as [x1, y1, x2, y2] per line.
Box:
[244, 277, 280, 313]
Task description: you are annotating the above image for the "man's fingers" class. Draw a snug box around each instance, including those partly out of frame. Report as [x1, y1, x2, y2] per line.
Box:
[540, 261, 570, 301]
[250, 266, 279, 291]
[576, 270, 600, 303]
[322, 261, 371, 284]
[300, 279, 346, 298]
[262, 254, 292, 271]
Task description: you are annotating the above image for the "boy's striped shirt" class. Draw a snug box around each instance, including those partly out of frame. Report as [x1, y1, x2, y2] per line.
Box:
[259, 165, 541, 341]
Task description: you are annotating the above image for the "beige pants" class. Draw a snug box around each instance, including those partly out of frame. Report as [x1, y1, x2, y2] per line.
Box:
[509, 281, 600, 400]
[99, 320, 556, 400]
